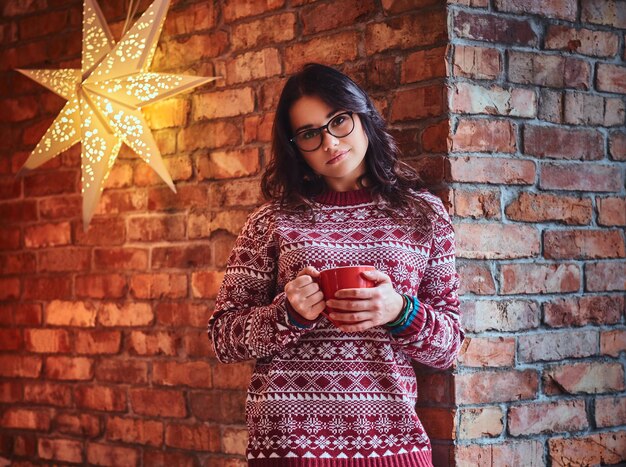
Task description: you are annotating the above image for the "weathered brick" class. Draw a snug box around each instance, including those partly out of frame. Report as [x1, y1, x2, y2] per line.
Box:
[505, 192, 592, 225]
[452, 45, 501, 80]
[197, 148, 260, 180]
[0, 200, 37, 223]
[98, 302, 153, 327]
[191, 270, 225, 299]
[222, 0, 285, 21]
[543, 362, 625, 395]
[38, 247, 90, 272]
[95, 359, 148, 385]
[367, 10, 446, 54]
[130, 388, 186, 418]
[596, 63, 626, 93]
[452, 83, 536, 118]
[75, 386, 126, 412]
[0, 355, 41, 378]
[45, 356, 93, 381]
[39, 195, 81, 220]
[93, 247, 149, 271]
[23, 170, 78, 197]
[455, 440, 544, 467]
[456, 370, 538, 404]
[179, 120, 240, 153]
[458, 406, 503, 439]
[86, 442, 139, 467]
[546, 25, 619, 57]
[549, 431, 626, 466]
[55, 413, 101, 438]
[231, 13, 295, 51]
[391, 85, 445, 121]
[581, 0, 626, 28]
[500, 263, 580, 294]
[46, 300, 97, 327]
[421, 119, 449, 154]
[129, 273, 187, 299]
[544, 229, 625, 259]
[450, 156, 535, 185]
[453, 188, 500, 219]
[244, 113, 274, 144]
[401, 47, 446, 83]
[456, 224, 539, 259]
[190, 391, 246, 424]
[23, 382, 71, 407]
[452, 10, 537, 45]
[153, 361, 212, 388]
[153, 32, 228, 70]
[537, 89, 564, 123]
[2, 409, 50, 431]
[524, 125, 603, 160]
[38, 438, 82, 463]
[495, 0, 576, 19]
[144, 99, 189, 130]
[23, 222, 71, 248]
[143, 450, 196, 467]
[509, 400, 587, 436]
[218, 49, 282, 86]
[596, 197, 626, 226]
[74, 331, 122, 355]
[462, 300, 540, 332]
[458, 336, 515, 367]
[0, 329, 21, 351]
[451, 119, 516, 153]
[0, 96, 39, 123]
[148, 184, 210, 213]
[163, 2, 216, 36]
[183, 330, 214, 358]
[585, 261, 626, 291]
[192, 87, 255, 121]
[151, 244, 212, 269]
[24, 329, 71, 353]
[609, 131, 626, 160]
[128, 215, 186, 242]
[540, 162, 623, 192]
[595, 396, 626, 428]
[128, 331, 179, 356]
[105, 417, 163, 447]
[156, 303, 209, 328]
[302, 0, 376, 35]
[544, 294, 623, 327]
[165, 422, 220, 451]
[509, 51, 590, 89]
[208, 179, 263, 208]
[75, 274, 126, 299]
[519, 329, 598, 362]
[212, 361, 255, 390]
[285, 32, 359, 74]
[601, 329, 626, 357]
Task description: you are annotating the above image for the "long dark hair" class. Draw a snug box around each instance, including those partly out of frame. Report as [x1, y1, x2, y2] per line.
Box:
[261, 63, 435, 220]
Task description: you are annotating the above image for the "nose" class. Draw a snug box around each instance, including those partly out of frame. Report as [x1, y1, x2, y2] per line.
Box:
[321, 128, 339, 150]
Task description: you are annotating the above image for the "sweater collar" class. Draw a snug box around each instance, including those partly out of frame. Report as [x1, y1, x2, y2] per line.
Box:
[314, 187, 372, 206]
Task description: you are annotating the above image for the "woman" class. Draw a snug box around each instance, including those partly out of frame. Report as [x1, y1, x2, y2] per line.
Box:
[208, 63, 464, 466]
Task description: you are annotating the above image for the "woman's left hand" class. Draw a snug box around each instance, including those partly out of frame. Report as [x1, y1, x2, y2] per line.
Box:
[326, 269, 404, 332]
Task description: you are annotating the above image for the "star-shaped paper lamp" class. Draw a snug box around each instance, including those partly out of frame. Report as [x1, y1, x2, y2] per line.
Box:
[17, 0, 215, 229]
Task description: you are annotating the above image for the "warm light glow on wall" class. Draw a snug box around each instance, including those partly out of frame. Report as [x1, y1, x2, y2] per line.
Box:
[17, 0, 216, 229]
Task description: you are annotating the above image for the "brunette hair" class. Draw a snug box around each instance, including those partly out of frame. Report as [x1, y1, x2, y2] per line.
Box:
[261, 63, 436, 219]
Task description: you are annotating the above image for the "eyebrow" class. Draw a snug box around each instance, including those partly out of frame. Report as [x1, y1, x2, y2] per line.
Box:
[294, 108, 341, 134]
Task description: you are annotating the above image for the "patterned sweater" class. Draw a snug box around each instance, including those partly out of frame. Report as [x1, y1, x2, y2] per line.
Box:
[208, 188, 463, 467]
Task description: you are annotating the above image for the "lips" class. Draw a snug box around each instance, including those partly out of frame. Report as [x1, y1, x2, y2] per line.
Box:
[327, 150, 349, 164]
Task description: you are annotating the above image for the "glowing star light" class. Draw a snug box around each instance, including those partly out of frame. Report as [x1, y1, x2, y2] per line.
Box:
[17, 0, 215, 229]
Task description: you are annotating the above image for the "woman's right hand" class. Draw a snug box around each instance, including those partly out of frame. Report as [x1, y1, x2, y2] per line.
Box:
[284, 266, 325, 321]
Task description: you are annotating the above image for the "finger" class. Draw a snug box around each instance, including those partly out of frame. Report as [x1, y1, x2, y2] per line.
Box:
[328, 311, 374, 323]
[297, 266, 321, 278]
[326, 299, 371, 311]
[302, 287, 324, 303]
[291, 274, 316, 289]
[361, 269, 391, 284]
[334, 287, 375, 299]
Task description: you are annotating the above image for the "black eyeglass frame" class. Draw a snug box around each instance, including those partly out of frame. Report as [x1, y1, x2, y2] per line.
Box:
[289, 111, 356, 152]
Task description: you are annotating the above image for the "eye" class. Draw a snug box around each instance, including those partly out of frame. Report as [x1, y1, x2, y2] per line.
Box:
[331, 115, 346, 127]
[299, 129, 319, 140]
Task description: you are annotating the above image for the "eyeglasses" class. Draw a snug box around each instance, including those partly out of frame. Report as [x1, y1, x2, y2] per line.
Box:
[290, 111, 355, 152]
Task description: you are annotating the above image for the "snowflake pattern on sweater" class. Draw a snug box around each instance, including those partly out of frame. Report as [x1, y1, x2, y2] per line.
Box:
[208, 189, 464, 466]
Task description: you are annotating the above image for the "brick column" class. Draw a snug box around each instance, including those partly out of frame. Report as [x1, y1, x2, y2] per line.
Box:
[448, 0, 626, 465]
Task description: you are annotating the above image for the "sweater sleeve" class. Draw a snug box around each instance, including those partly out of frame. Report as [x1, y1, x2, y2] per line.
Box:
[208, 205, 317, 363]
[390, 195, 465, 370]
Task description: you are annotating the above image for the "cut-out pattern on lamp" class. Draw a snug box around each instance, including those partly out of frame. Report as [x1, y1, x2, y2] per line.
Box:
[17, 0, 216, 229]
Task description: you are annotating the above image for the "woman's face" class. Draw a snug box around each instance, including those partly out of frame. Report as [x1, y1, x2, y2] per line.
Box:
[289, 95, 369, 192]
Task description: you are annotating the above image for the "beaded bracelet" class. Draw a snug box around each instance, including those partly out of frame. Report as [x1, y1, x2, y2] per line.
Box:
[394, 296, 420, 334]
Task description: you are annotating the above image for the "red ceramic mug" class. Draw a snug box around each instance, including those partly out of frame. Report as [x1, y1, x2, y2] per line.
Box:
[319, 265, 375, 325]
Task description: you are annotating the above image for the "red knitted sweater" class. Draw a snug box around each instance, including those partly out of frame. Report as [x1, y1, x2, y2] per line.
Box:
[208, 188, 464, 466]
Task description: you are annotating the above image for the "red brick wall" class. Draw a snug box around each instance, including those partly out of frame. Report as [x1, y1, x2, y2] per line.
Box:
[0, 0, 451, 465]
[449, 0, 626, 465]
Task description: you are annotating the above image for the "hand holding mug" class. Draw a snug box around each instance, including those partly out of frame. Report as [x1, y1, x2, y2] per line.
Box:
[325, 269, 404, 333]
[284, 266, 326, 321]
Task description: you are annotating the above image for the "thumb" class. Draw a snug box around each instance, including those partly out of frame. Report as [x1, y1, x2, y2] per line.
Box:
[361, 269, 390, 284]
